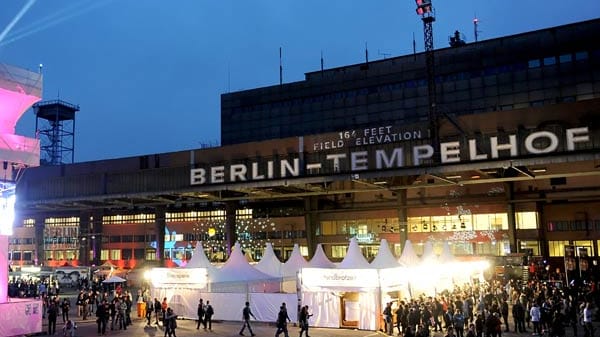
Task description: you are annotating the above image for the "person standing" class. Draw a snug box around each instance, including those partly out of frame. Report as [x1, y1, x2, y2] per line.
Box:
[530, 303, 541, 335]
[161, 297, 169, 325]
[154, 297, 162, 325]
[512, 300, 526, 333]
[164, 307, 178, 337]
[299, 305, 313, 337]
[239, 301, 256, 336]
[47, 300, 58, 335]
[275, 304, 291, 337]
[583, 302, 594, 337]
[146, 297, 154, 326]
[61, 297, 70, 323]
[383, 302, 394, 335]
[204, 300, 214, 330]
[96, 299, 109, 335]
[196, 298, 205, 330]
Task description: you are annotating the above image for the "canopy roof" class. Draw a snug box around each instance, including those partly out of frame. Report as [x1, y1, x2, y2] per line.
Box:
[254, 242, 282, 277]
[102, 275, 126, 283]
[338, 237, 371, 269]
[281, 244, 308, 277]
[185, 242, 217, 274]
[308, 244, 336, 268]
[398, 240, 421, 266]
[370, 239, 399, 269]
[211, 242, 278, 283]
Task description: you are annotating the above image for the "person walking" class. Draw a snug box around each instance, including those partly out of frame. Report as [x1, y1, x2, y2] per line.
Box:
[383, 302, 394, 335]
[47, 300, 58, 336]
[60, 297, 70, 323]
[96, 299, 109, 335]
[275, 304, 291, 337]
[196, 298, 205, 330]
[530, 303, 541, 336]
[299, 305, 313, 337]
[154, 297, 162, 325]
[239, 301, 256, 336]
[164, 307, 178, 337]
[204, 300, 214, 330]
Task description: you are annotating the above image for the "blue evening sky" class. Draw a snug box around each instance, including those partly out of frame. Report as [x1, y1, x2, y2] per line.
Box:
[1, 1, 598, 162]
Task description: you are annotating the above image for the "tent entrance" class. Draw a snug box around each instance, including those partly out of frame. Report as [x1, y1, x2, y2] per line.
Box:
[340, 292, 359, 328]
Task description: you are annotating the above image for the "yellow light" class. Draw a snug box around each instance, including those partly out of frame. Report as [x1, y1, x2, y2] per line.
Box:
[208, 228, 216, 237]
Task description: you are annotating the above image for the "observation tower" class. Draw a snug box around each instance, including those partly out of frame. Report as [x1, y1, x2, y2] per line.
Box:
[0, 63, 42, 335]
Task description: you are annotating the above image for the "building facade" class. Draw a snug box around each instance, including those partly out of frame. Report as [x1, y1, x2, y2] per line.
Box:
[9, 19, 600, 270]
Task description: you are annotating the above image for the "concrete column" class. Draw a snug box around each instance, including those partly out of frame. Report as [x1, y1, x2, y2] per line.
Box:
[79, 212, 91, 266]
[396, 189, 408, 248]
[304, 196, 319, 259]
[225, 202, 237, 256]
[506, 182, 517, 254]
[34, 215, 45, 266]
[91, 211, 103, 266]
[155, 207, 166, 266]
[536, 201, 549, 258]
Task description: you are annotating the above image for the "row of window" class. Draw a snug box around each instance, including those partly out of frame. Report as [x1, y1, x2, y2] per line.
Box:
[547, 220, 600, 232]
[226, 50, 593, 117]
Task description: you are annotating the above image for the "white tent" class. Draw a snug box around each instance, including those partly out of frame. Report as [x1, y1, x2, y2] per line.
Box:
[254, 242, 282, 277]
[420, 241, 437, 264]
[370, 239, 399, 269]
[398, 240, 421, 266]
[281, 244, 308, 277]
[102, 275, 126, 283]
[210, 242, 281, 292]
[185, 242, 218, 275]
[438, 241, 455, 264]
[338, 237, 370, 269]
[308, 244, 336, 268]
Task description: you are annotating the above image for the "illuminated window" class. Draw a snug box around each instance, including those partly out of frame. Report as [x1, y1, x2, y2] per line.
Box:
[548, 241, 569, 257]
[574, 240, 592, 252]
[100, 250, 109, 261]
[331, 245, 347, 259]
[299, 246, 309, 257]
[516, 212, 538, 229]
[519, 240, 540, 255]
[110, 249, 121, 260]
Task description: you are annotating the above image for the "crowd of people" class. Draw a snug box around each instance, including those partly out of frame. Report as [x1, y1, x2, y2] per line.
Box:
[380, 271, 599, 337]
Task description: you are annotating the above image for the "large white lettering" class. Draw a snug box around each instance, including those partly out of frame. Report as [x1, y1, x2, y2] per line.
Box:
[525, 131, 558, 154]
[566, 127, 589, 151]
[375, 148, 404, 169]
[490, 135, 518, 159]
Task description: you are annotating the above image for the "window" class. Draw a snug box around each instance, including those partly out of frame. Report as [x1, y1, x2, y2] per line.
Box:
[575, 51, 589, 61]
[100, 250, 109, 261]
[528, 59, 541, 68]
[519, 241, 540, 255]
[548, 241, 569, 257]
[331, 245, 347, 259]
[542, 56, 556, 66]
[110, 249, 121, 260]
[516, 212, 538, 229]
[559, 54, 572, 63]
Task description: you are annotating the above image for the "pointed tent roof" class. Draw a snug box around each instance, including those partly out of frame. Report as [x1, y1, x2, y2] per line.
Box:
[421, 241, 437, 264]
[281, 244, 309, 277]
[211, 242, 278, 282]
[308, 244, 336, 268]
[338, 237, 371, 269]
[438, 241, 455, 264]
[254, 242, 282, 277]
[370, 239, 399, 269]
[398, 240, 421, 266]
[102, 275, 126, 283]
[185, 242, 217, 274]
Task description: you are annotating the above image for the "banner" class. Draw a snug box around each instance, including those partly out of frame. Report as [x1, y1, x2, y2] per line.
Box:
[578, 247, 589, 277]
[148, 268, 208, 289]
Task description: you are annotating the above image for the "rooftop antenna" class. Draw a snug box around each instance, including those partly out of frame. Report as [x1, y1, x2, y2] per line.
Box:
[279, 47, 283, 86]
[412, 32, 417, 60]
[227, 62, 231, 93]
[38, 63, 43, 74]
[320, 50, 324, 75]
[473, 16, 480, 42]
[365, 42, 369, 64]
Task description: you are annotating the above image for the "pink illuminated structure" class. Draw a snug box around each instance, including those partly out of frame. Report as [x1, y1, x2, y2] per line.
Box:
[0, 63, 43, 336]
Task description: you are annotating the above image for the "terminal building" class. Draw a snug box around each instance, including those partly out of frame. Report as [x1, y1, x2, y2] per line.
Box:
[8, 19, 600, 271]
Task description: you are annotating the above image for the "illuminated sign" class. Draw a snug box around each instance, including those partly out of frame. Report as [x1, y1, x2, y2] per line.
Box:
[190, 126, 591, 186]
[301, 268, 378, 288]
[149, 268, 208, 289]
[0, 182, 16, 236]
